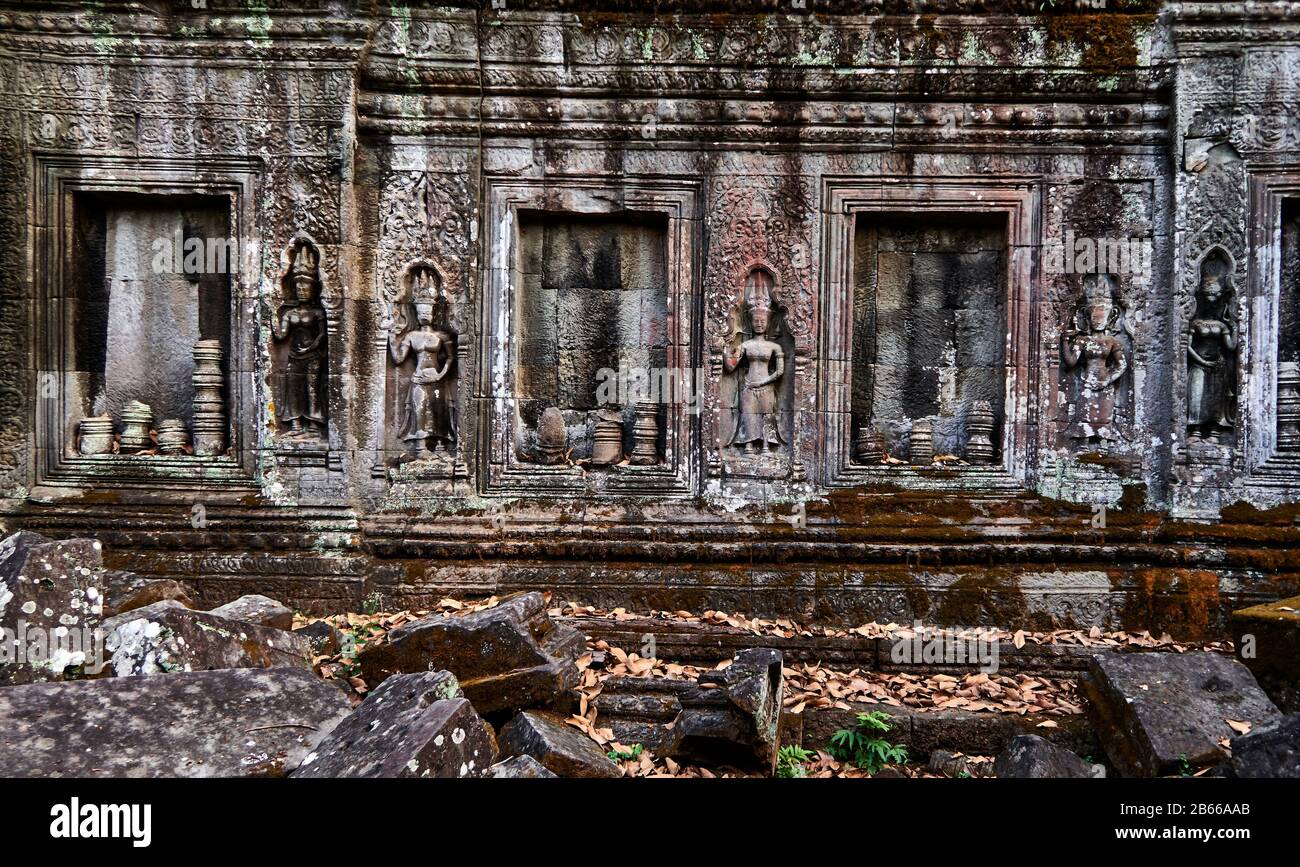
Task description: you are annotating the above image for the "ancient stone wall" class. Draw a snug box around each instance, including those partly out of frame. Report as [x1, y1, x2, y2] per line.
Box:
[2, 1, 1299, 638]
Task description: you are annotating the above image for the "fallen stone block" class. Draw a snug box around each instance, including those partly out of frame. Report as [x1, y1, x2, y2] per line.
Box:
[210, 594, 294, 631]
[485, 755, 558, 778]
[0, 531, 105, 686]
[1082, 651, 1280, 777]
[499, 710, 621, 778]
[927, 750, 969, 777]
[1232, 596, 1300, 713]
[993, 734, 1105, 778]
[294, 670, 497, 778]
[104, 600, 311, 677]
[0, 667, 350, 777]
[360, 591, 584, 714]
[1229, 714, 1300, 778]
[594, 648, 785, 773]
[102, 572, 193, 619]
[295, 620, 342, 656]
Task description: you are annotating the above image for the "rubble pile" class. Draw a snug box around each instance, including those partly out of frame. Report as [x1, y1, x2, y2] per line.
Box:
[1, 532, 1297, 779]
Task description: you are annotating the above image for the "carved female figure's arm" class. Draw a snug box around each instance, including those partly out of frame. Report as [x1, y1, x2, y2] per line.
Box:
[751, 346, 785, 388]
[388, 331, 411, 367]
[271, 307, 292, 343]
[304, 312, 326, 353]
[722, 340, 745, 375]
[1187, 325, 1215, 368]
[431, 334, 454, 382]
[1105, 339, 1128, 387]
[1060, 332, 1082, 369]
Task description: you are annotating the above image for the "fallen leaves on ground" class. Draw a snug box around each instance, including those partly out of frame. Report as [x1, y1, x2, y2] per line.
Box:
[781, 662, 1083, 716]
[557, 602, 1232, 654]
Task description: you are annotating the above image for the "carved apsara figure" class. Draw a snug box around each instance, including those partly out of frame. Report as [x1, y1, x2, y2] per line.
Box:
[1186, 252, 1237, 443]
[1061, 273, 1129, 445]
[272, 239, 328, 440]
[724, 267, 789, 452]
[384, 264, 458, 457]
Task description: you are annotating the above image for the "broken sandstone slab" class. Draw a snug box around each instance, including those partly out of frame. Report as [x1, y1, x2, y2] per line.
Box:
[0, 667, 350, 777]
[485, 755, 558, 778]
[1228, 714, 1300, 778]
[993, 734, 1105, 778]
[209, 594, 294, 631]
[0, 531, 105, 686]
[102, 571, 193, 619]
[499, 710, 622, 778]
[595, 648, 785, 773]
[104, 600, 311, 677]
[294, 670, 497, 778]
[1082, 651, 1280, 777]
[360, 591, 584, 714]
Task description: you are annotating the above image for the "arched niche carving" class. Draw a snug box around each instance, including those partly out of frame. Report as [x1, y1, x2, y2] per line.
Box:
[381, 261, 461, 462]
[719, 264, 796, 454]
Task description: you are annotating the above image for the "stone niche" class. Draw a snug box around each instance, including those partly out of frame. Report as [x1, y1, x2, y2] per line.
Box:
[68, 193, 232, 451]
[1278, 199, 1300, 452]
[514, 210, 669, 465]
[851, 213, 1007, 464]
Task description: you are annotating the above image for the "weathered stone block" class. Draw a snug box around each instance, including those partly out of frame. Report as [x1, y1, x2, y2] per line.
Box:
[1232, 596, 1300, 712]
[209, 594, 294, 631]
[102, 572, 193, 619]
[1229, 713, 1300, 779]
[485, 754, 558, 778]
[294, 671, 497, 778]
[360, 591, 583, 714]
[104, 600, 311, 677]
[595, 648, 785, 773]
[498, 710, 621, 778]
[1082, 652, 1280, 776]
[0, 667, 350, 777]
[295, 620, 343, 656]
[0, 531, 105, 686]
[993, 734, 1105, 778]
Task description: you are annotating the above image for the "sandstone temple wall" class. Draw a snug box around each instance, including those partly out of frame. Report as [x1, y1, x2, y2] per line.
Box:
[2, 1, 1299, 638]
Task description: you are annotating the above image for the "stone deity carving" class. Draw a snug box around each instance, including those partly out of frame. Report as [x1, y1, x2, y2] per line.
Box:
[384, 264, 458, 458]
[723, 268, 789, 452]
[1060, 273, 1129, 446]
[1186, 252, 1237, 443]
[272, 240, 328, 441]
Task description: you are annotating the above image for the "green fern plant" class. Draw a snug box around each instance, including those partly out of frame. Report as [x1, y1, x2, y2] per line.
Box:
[776, 744, 815, 778]
[828, 710, 909, 773]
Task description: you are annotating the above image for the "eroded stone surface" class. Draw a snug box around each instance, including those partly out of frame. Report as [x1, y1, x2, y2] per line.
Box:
[295, 620, 343, 656]
[993, 734, 1105, 778]
[1229, 714, 1300, 779]
[1082, 652, 1280, 777]
[210, 594, 294, 631]
[294, 670, 497, 778]
[104, 601, 311, 677]
[360, 591, 583, 714]
[485, 754, 558, 778]
[0, 531, 105, 686]
[102, 572, 194, 619]
[499, 710, 622, 778]
[1232, 596, 1300, 713]
[0, 667, 350, 777]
